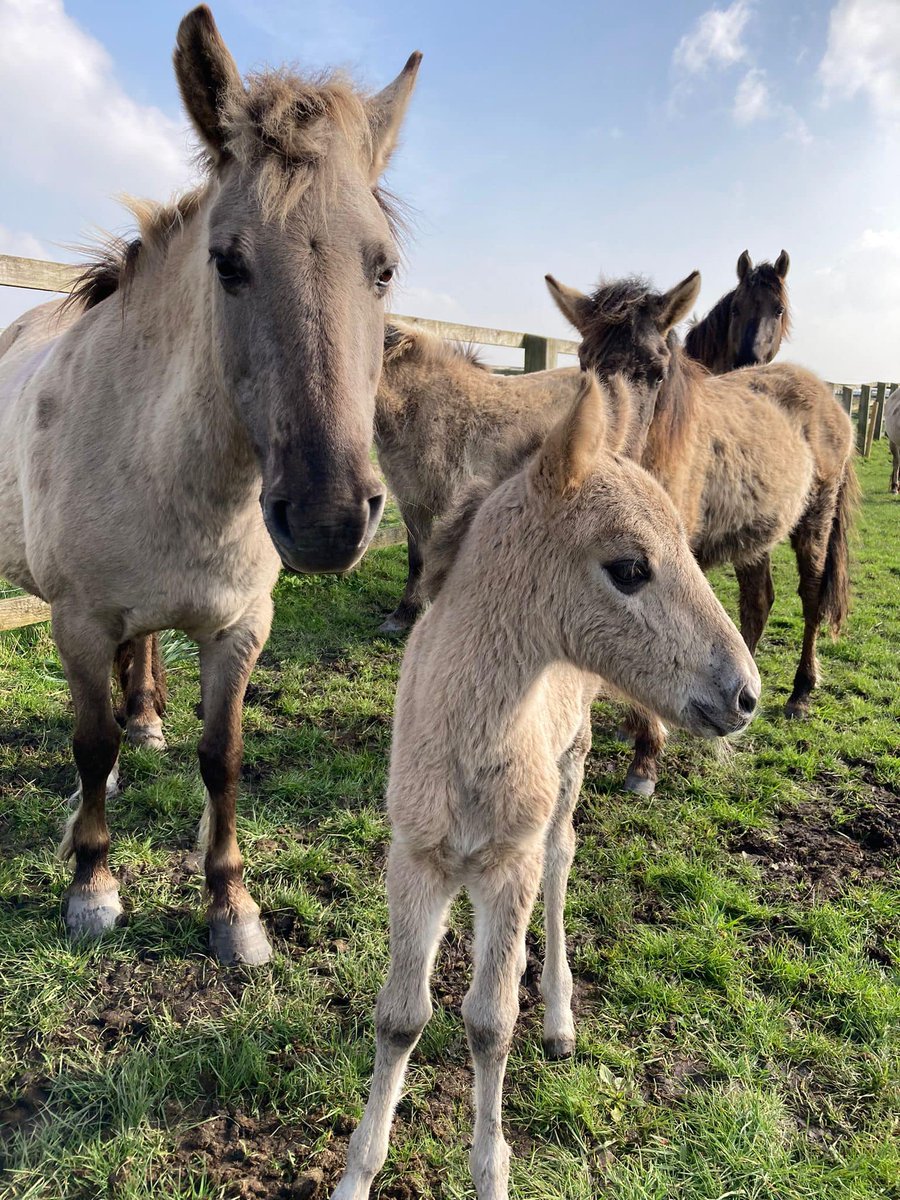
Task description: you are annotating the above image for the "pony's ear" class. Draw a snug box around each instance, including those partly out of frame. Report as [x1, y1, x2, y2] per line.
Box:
[545, 275, 593, 334]
[174, 6, 243, 163]
[774, 249, 790, 278]
[367, 52, 422, 182]
[736, 250, 752, 281]
[657, 271, 701, 331]
[529, 372, 606, 499]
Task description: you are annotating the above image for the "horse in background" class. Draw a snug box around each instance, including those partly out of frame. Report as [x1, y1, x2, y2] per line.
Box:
[546, 268, 856, 796]
[684, 250, 790, 373]
[886, 386, 900, 493]
[0, 5, 421, 963]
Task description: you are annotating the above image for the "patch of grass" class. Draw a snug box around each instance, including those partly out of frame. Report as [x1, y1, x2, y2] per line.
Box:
[0, 455, 898, 1199]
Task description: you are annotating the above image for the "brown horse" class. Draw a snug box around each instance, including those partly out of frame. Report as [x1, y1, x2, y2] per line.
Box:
[0, 6, 420, 962]
[684, 250, 791, 373]
[332, 373, 758, 1200]
[546, 269, 856, 796]
[374, 322, 650, 630]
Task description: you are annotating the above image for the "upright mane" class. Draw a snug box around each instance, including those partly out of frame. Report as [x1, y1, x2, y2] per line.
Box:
[383, 321, 486, 371]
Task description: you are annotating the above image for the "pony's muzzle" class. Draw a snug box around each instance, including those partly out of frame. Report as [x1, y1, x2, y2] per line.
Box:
[262, 488, 386, 573]
[685, 660, 761, 738]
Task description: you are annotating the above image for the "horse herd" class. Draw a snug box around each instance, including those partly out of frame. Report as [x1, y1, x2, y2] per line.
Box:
[0, 8, 869, 1199]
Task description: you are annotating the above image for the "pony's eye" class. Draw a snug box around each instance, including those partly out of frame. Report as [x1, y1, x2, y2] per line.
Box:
[211, 251, 248, 292]
[376, 266, 395, 292]
[775, 305, 785, 317]
[604, 557, 652, 594]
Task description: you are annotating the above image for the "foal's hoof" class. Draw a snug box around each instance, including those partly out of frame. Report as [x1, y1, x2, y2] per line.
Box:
[623, 771, 656, 798]
[377, 612, 413, 635]
[63, 888, 123, 940]
[543, 1034, 576, 1060]
[784, 700, 809, 720]
[126, 721, 166, 751]
[209, 916, 273, 966]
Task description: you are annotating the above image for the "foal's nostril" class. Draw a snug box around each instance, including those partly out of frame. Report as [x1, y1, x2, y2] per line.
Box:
[737, 683, 759, 716]
[266, 497, 293, 547]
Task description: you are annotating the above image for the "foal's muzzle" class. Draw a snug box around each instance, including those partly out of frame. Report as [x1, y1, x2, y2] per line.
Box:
[262, 489, 386, 574]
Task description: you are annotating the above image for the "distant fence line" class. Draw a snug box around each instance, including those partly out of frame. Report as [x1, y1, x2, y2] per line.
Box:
[0, 253, 896, 629]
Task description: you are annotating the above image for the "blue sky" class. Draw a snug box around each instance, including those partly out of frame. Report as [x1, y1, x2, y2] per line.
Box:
[1, 0, 898, 379]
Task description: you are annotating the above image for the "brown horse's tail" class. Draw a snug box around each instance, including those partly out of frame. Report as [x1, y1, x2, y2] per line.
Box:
[818, 462, 860, 637]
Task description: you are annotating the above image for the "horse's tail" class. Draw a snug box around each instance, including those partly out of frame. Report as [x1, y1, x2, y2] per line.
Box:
[818, 461, 860, 637]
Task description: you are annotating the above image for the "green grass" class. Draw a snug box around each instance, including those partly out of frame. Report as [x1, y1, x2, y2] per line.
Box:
[0, 451, 898, 1200]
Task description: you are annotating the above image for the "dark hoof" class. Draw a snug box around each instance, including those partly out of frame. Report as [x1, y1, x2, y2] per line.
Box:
[543, 1034, 576, 1060]
[784, 701, 809, 720]
[623, 771, 656, 798]
[378, 612, 414, 635]
[209, 916, 273, 965]
[63, 888, 123, 939]
[126, 721, 166, 751]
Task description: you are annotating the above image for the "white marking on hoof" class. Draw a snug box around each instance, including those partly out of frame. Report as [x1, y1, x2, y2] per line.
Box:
[125, 720, 166, 751]
[63, 887, 123, 939]
[209, 916, 273, 965]
[623, 771, 656, 798]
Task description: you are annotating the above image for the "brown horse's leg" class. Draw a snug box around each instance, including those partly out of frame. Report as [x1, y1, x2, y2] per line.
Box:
[379, 503, 432, 634]
[116, 634, 168, 749]
[622, 706, 667, 797]
[735, 554, 775, 655]
[890, 440, 899, 493]
[54, 610, 124, 939]
[196, 596, 273, 964]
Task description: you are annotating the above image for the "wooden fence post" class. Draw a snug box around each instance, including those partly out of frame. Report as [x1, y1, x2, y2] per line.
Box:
[872, 382, 886, 441]
[522, 335, 558, 373]
[839, 386, 852, 416]
[856, 385, 870, 455]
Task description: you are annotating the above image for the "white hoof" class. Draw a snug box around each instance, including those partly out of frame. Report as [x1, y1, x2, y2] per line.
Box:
[63, 887, 123, 939]
[126, 720, 166, 751]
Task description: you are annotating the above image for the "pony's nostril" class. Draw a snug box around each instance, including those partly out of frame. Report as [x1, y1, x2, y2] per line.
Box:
[738, 683, 759, 716]
[266, 497, 293, 547]
[363, 491, 386, 544]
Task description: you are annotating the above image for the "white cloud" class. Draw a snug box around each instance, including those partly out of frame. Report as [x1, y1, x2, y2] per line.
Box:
[0, 0, 192, 207]
[0, 226, 52, 261]
[673, 0, 752, 74]
[819, 0, 900, 121]
[733, 68, 771, 124]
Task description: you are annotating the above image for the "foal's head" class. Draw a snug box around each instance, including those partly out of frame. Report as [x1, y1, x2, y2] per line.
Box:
[526, 375, 759, 736]
[545, 271, 701, 418]
[174, 6, 420, 572]
[726, 250, 791, 368]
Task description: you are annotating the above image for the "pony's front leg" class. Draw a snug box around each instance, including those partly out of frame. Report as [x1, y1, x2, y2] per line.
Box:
[333, 842, 455, 1200]
[541, 715, 591, 1059]
[890, 439, 899, 493]
[622, 706, 667, 797]
[196, 596, 273, 965]
[116, 634, 167, 749]
[54, 610, 124, 939]
[465, 851, 543, 1200]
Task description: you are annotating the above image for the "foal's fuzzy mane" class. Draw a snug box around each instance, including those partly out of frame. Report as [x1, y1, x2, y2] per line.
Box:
[383, 321, 487, 371]
[588, 275, 655, 325]
[683, 262, 791, 366]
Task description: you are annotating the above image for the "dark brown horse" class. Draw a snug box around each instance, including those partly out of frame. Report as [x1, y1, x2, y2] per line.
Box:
[684, 250, 790, 373]
[546, 269, 856, 796]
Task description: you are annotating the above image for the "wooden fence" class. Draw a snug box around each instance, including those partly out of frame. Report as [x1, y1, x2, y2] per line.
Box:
[0, 252, 896, 628]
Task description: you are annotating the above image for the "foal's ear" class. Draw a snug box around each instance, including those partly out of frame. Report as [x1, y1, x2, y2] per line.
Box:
[657, 270, 701, 331]
[774, 249, 790, 278]
[174, 6, 243, 163]
[530, 372, 606, 499]
[545, 275, 593, 334]
[368, 52, 423, 182]
[736, 250, 752, 281]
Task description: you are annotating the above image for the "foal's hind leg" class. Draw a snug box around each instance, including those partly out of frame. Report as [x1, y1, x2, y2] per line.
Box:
[333, 844, 455, 1200]
[785, 511, 832, 719]
[464, 851, 544, 1200]
[117, 634, 167, 750]
[541, 713, 591, 1059]
[54, 610, 124, 939]
[735, 554, 775, 656]
[622, 705, 667, 797]
[196, 596, 273, 964]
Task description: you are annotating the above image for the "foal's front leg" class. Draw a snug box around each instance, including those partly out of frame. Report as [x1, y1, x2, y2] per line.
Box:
[541, 716, 591, 1059]
[196, 596, 273, 964]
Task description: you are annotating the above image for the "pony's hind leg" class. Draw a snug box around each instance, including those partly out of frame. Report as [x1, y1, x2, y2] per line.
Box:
[735, 554, 775, 655]
[785, 497, 834, 719]
[54, 609, 124, 939]
[116, 634, 167, 749]
[464, 851, 543, 1200]
[379, 503, 431, 634]
[196, 596, 274, 964]
[622, 706, 667, 797]
[541, 713, 591, 1059]
[333, 844, 455, 1200]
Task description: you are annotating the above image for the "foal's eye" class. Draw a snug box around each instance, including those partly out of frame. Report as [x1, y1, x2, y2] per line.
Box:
[604, 557, 652, 594]
[375, 266, 395, 293]
[210, 250, 248, 293]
